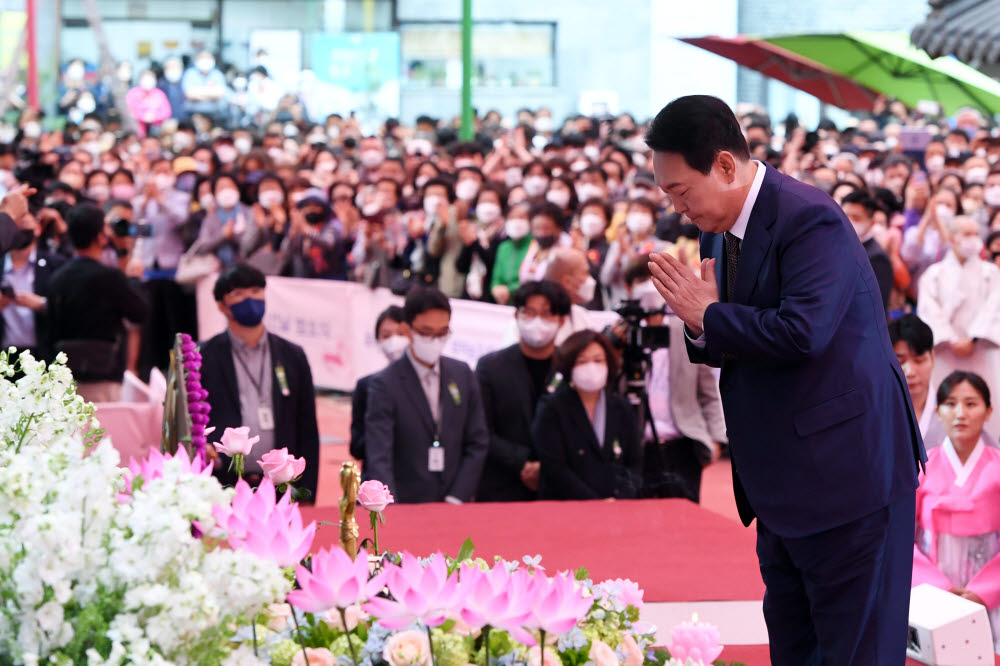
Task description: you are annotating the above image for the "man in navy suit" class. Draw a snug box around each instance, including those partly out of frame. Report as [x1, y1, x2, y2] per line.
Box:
[645, 95, 925, 665]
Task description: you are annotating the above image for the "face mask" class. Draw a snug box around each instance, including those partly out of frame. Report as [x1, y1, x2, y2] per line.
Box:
[411, 333, 447, 366]
[577, 274, 597, 303]
[517, 315, 560, 349]
[962, 198, 981, 214]
[985, 186, 1000, 208]
[23, 122, 41, 139]
[215, 188, 241, 209]
[476, 202, 501, 224]
[379, 334, 410, 362]
[576, 183, 602, 202]
[572, 361, 607, 392]
[199, 193, 214, 209]
[423, 195, 443, 216]
[9, 228, 35, 251]
[229, 297, 265, 327]
[523, 176, 548, 197]
[455, 179, 479, 201]
[88, 184, 109, 201]
[362, 202, 381, 217]
[935, 204, 955, 224]
[165, 67, 182, 83]
[625, 213, 653, 235]
[584, 145, 600, 161]
[77, 95, 96, 114]
[535, 235, 557, 250]
[216, 145, 238, 164]
[628, 188, 651, 201]
[414, 175, 430, 189]
[110, 184, 134, 200]
[546, 189, 571, 209]
[154, 173, 175, 191]
[454, 158, 476, 169]
[258, 190, 284, 209]
[884, 178, 905, 196]
[851, 221, 871, 239]
[956, 236, 984, 260]
[140, 76, 156, 91]
[966, 167, 989, 185]
[66, 63, 85, 80]
[196, 57, 215, 73]
[359, 150, 384, 169]
[193, 160, 210, 175]
[534, 116, 554, 133]
[580, 213, 606, 239]
[505, 167, 523, 188]
[506, 218, 530, 240]
[305, 211, 327, 225]
[234, 137, 252, 155]
[173, 133, 194, 151]
[315, 160, 336, 175]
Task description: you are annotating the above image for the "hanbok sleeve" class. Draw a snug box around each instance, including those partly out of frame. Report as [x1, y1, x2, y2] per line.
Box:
[967, 264, 1000, 347]
[917, 265, 960, 346]
[966, 554, 1000, 609]
[913, 543, 953, 590]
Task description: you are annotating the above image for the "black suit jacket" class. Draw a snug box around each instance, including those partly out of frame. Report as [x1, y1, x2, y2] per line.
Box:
[533, 386, 642, 500]
[349, 373, 373, 461]
[363, 354, 489, 503]
[475, 344, 550, 501]
[200, 331, 320, 498]
[863, 237, 893, 313]
[0, 249, 66, 361]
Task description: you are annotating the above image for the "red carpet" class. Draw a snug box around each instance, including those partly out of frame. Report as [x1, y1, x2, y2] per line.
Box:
[301, 498, 764, 603]
[720, 645, 1000, 665]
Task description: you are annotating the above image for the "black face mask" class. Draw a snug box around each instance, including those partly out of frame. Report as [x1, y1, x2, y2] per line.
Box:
[9, 229, 35, 251]
[305, 211, 327, 225]
[536, 235, 557, 250]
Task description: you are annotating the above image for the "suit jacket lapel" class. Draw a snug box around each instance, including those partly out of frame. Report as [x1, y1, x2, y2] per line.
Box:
[398, 357, 436, 436]
[733, 164, 778, 305]
[569, 391, 607, 459]
[438, 362, 459, 445]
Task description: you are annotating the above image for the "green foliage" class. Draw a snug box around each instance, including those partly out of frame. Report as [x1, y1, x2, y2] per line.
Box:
[431, 629, 473, 666]
[271, 639, 302, 666]
[574, 568, 589, 581]
[55, 584, 126, 663]
[303, 611, 341, 648]
[330, 632, 366, 658]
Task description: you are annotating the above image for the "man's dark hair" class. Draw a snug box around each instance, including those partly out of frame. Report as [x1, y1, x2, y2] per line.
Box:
[644, 95, 750, 174]
[580, 165, 608, 183]
[66, 203, 106, 249]
[423, 177, 455, 203]
[103, 198, 133, 215]
[529, 200, 565, 229]
[213, 263, 267, 302]
[375, 305, 406, 338]
[888, 314, 934, 356]
[403, 285, 451, 323]
[623, 254, 654, 287]
[579, 197, 612, 221]
[554, 330, 619, 382]
[840, 190, 877, 217]
[937, 370, 991, 408]
[511, 280, 572, 317]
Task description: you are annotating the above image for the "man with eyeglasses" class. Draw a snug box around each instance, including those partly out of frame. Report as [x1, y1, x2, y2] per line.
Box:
[363, 285, 489, 503]
[475, 280, 571, 501]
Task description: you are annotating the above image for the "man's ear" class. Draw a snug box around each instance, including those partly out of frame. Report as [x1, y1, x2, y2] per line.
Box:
[216, 301, 229, 318]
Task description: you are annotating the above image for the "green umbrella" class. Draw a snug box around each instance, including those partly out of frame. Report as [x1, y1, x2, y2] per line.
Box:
[766, 31, 1000, 116]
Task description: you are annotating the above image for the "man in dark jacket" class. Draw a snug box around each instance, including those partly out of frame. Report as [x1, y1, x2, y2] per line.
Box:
[841, 190, 893, 313]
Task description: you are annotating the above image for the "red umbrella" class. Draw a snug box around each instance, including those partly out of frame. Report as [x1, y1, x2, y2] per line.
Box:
[680, 35, 879, 111]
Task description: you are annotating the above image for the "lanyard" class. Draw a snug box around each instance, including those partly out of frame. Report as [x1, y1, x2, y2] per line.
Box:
[233, 345, 268, 398]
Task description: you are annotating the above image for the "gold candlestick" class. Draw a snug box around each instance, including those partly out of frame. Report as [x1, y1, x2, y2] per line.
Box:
[339, 462, 360, 559]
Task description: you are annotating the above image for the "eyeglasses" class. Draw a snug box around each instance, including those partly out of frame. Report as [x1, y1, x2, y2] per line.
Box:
[517, 308, 558, 321]
[413, 328, 450, 341]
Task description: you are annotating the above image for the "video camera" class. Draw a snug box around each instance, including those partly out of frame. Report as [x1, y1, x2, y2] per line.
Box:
[615, 299, 670, 352]
[109, 216, 153, 238]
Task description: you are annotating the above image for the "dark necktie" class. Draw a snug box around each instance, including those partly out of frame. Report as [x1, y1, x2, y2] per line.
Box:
[725, 232, 741, 302]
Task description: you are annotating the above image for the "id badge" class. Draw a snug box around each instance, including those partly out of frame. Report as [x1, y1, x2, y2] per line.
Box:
[258, 405, 275, 431]
[428, 446, 445, 472]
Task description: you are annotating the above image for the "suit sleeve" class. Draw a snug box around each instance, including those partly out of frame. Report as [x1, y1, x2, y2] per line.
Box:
[363, 371, 397, 495]
[475, 358, 533, 472]
[294, 346, 320, 499]
[533, 396, 600, 500]
[696, 364, 728, 444]
[703, 205, 858, 365]
[446, 367, 490, 502]
[349, 377, 367, 461]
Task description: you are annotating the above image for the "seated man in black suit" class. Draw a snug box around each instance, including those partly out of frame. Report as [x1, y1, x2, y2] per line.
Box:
[475, 280, 570, 501]
[349, 305, 408, 462]
[200, 264, 320, 499]
[363, 285, 489, 503]
[841, 189, 893, 313]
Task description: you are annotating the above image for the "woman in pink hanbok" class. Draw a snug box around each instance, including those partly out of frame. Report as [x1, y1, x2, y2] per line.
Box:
[914, 370, 1000, 649]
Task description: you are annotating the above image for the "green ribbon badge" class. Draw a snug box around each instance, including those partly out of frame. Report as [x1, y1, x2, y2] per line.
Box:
[275, 365, 291, 396]
[448, 381, 461, 405]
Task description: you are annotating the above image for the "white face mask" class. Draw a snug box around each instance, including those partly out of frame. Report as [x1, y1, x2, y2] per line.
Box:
[199, 193, 214, 209]
[523, 176, 548, 197]
[196, 57, 215, 73]
[851, 221, 871, 240]
[140, 76, 156, 91]
[505, 167, 523, 188]
[476, 202, 501, 224]
[216, 145, 238, 164]
[576, 183, 603, 202]
[173, 133, 194, 151]
[546, 189, 571, 209]
[517, 315, 560, 349]
[580, 213, 606, 239]
[935, 204, 955, 224]
[414, 175, 430, 189]
[455, 179, 479, 201]
[966, 167, 989, 185]
[534, 116, 554, 133]
[985, 186, 1000, 208]
[572, 361, 607, 392]
[359, 150, 384, 169]
[164, 67, 182, 83]
[88, 184, 109, 201]
[258, 190, 284, 209]
[956, 236, 984, 260]
[423, 195, 444, 216]
[924, 155, 945, 173]
[411, 334, 447, 366]
[234, 137, 253, 155]
[378, 335, 410, 362]
[577, 275, 597, 303]
[215, 188, 240, 209]
[505, 218, 530, 241]
[153, 173, 175, 191]
[625, 213, 653, 235]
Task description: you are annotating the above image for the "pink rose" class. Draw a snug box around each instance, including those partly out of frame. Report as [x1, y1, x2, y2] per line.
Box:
[291, 648, 336, 666]
[259, 447, 306, 485]
[323, 604, 369, 631]
[383, 629, 432, 666]
[526, 647, 562, 666]
[621, 633, 643, 666]
[265, 603, 292, 632]
[358, 480, 395, 513]
[214, 426, 259, 456]
[588, 640, 618, 666]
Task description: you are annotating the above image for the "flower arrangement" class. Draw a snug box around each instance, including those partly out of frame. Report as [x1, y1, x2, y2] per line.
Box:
[180, 333, 212, 459]
[0, 350, 737, 666]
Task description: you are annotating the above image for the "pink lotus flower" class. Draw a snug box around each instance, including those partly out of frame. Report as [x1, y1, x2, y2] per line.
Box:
[287, 546, 386, 614]
[459, 563, 535, 641]
[363, 552, 460, 629]
[357, 480, 395, 513]
[260, 447, 307, 485]
[119, 447, 212, 501]
[668, 617, 723, 664]
[521, 572, 593, 639]
[214, 426, 259, 456]
[213, 477, 315, 567]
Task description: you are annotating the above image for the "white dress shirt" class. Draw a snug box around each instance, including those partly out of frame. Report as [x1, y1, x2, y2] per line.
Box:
[407, 349, 440, 424]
